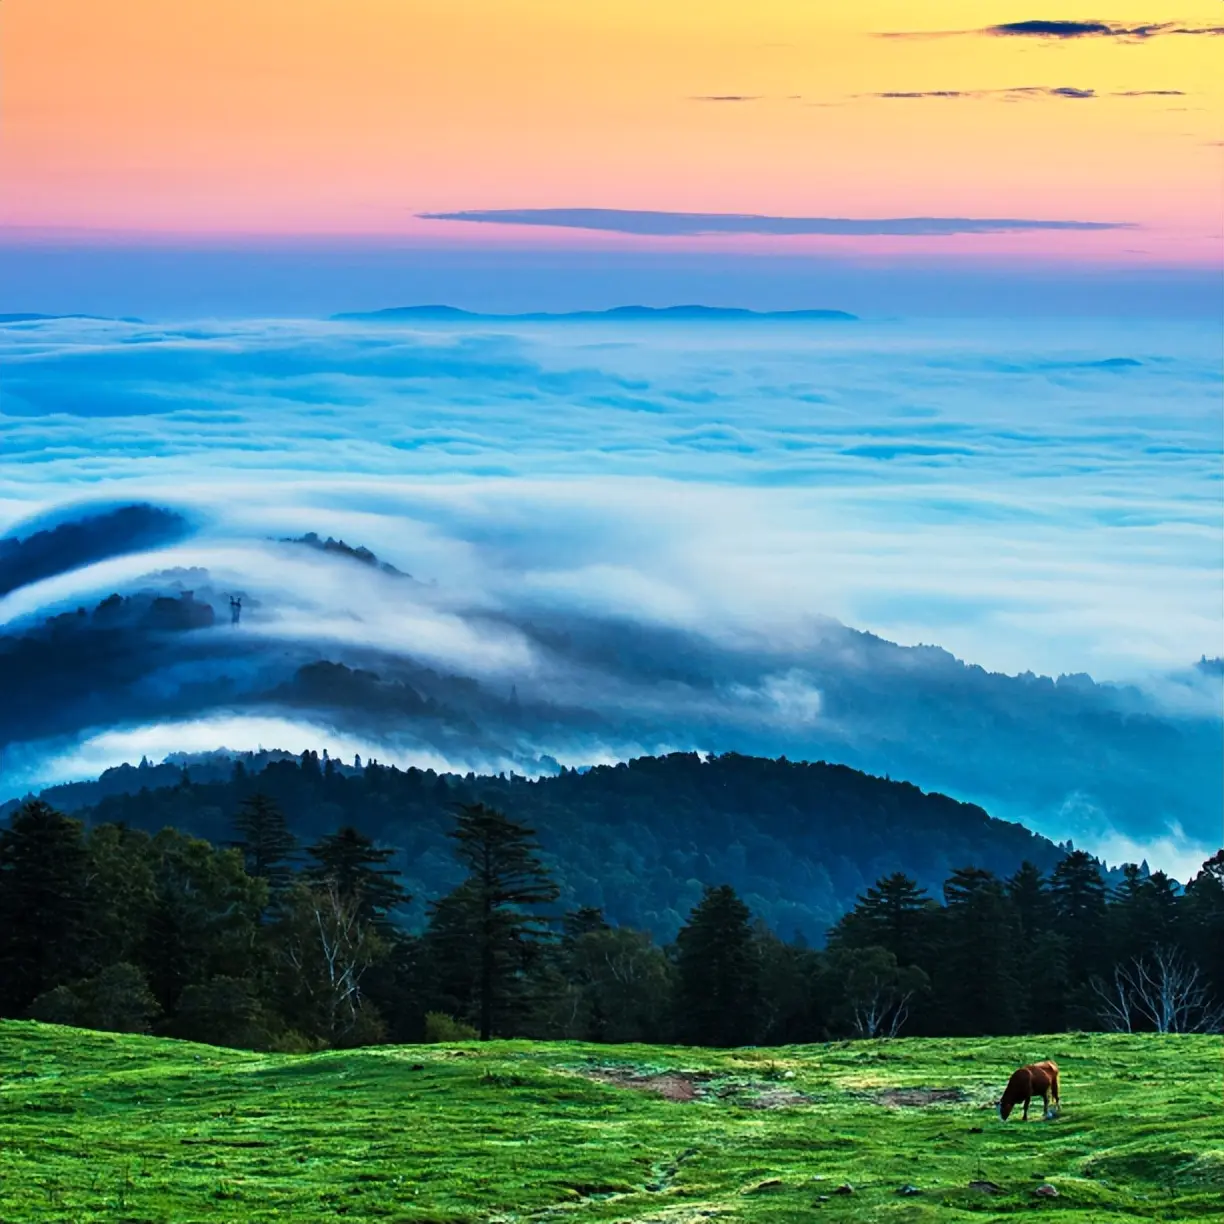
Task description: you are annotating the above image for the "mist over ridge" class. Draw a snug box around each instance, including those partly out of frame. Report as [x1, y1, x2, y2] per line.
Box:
[1, 311, 1220, 878]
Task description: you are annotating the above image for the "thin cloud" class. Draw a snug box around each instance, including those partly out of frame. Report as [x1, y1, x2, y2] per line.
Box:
[418, 208, 1132, 237]
[870, 86, 1098, 100]
[866, 86, 1185, 102]
[691, 95, 761, 103]
[881, 20, 1224, 41]
[875, 91, 972, 99]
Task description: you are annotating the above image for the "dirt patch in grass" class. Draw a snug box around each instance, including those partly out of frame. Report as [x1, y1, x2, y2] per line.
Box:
[584, 1068, 711, 1102]
[874, 1087, 966, 1108]
[578, 1067, 810, 1109]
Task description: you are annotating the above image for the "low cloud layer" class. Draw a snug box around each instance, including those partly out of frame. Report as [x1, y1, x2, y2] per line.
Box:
[0, 313, 1220, 875]
[419, 209, 1132, 237]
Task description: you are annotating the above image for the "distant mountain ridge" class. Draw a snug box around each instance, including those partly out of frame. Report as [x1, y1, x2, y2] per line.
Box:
[332, 304, 858, 323]
[0, 313, 144, 324]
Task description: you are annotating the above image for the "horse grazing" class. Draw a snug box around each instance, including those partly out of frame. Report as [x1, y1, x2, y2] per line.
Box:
[998, 1060, 1060, 1121]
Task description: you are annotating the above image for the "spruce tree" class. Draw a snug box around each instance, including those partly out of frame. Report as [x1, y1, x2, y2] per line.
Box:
[0, 801, 91, 1015]
[830, 872, 934, 968]
[1007, 860, 1066, 1031]
[232, 793, 298, 896]
[674, 884, 759, 1047]
[1007, 861, 1054, 940]
[425, 803, 559, 1040]
[305, 826, 409, 928]
[1050, 849, 1108, 983]
[1181, 851, 1224, 1003]
[937, 866, 1022, 1035]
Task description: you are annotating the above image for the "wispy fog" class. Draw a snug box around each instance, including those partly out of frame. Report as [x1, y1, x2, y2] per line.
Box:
[1, 313, 1220, 875]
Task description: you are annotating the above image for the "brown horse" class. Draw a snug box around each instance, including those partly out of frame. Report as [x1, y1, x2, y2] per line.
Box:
[998, 1060, 1060, 1121]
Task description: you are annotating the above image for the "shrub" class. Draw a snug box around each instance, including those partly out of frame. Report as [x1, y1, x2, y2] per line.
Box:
[28, 985, 84, 1028]
[170, 977, 279, 1050]
[423, 1011, 479, 1042]
[28, 964, 160, 1035]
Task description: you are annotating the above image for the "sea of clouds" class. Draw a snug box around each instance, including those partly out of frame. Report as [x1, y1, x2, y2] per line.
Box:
[1, 312, 1220, 876]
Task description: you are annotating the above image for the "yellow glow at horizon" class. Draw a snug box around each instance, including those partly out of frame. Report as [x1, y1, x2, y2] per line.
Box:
[1, 0, 1219, 257]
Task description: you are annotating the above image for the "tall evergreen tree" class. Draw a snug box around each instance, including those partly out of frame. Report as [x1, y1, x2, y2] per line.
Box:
[936, 866, 1022, 1035]
[0, 801, 92, 1015]
[305, 826, 409, 928]
[1006, 861, 1066, 1031]
[674, 884, 760, 1047]
[1181, 851, 1224, 1003]
[1050, 849, 1108, 983]
[1007, 861, 1054, 940]
[830, 872, 934, 968]
[425, 804, 559, 1039]
[232, 793, 298, 897]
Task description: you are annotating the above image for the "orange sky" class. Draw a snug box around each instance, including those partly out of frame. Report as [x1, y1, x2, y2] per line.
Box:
[2, 0, 1220, 262]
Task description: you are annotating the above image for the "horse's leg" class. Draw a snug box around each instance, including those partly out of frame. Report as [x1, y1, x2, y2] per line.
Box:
[1022, 1094, 1031, 1121]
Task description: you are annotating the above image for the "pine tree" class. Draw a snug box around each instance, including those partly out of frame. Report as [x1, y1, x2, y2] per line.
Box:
[0, 801, 92, 1015]
[1007, 861, 1066, 1031]
[674, 884, 760, 1047]
[937, 866, 1022, 1035]
[232, 793, 298, 896]
[1050, 849, 1108, 983]
[425, 803, 559, 1040]
[1181, 851, 1224, 1003]
[305, 826, 409, 928]
[1007, 861, 1054, 940]
[830, 872, 934, 968]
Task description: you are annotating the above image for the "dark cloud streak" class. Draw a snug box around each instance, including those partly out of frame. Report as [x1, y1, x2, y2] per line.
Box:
[871, 86, 1099, 100]
[881, 19, 1224, 42]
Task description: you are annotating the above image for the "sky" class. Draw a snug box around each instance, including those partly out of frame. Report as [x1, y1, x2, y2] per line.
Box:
[1, 1, 1221, 315]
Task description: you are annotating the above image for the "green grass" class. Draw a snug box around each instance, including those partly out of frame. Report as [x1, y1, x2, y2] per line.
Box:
[1, 1023, 1221, 1222]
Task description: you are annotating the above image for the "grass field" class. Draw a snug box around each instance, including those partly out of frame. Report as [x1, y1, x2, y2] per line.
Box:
[0, 1023, 1220, 1222]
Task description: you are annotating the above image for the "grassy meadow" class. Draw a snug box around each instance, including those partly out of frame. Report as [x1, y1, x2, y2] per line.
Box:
[0, 1022, 1220, 1222]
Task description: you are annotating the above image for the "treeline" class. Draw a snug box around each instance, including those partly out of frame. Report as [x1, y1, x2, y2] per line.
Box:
[1, 788, 1220, 1050]
[19, 749, 1074, 944]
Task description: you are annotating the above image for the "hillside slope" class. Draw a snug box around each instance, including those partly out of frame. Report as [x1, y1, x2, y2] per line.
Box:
[44, 751, 1068, 940]
[1, 1022, 1219, 1222]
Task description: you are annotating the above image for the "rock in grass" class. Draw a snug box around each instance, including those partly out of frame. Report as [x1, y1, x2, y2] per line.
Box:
[969, 1180, 1002, 1193]
[1034, 1184, 1059, 1197]
[833, 1182, 854, 1195]
[896, 1184, 922, 1195]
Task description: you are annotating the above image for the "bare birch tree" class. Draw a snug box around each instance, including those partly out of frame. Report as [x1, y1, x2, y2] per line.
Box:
[1090, 945, 1223, 1034]
[279, 878, 383, 1043]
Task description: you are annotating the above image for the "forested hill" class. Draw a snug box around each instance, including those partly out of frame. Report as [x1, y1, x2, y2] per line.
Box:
[28, 751, 1068, 941]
